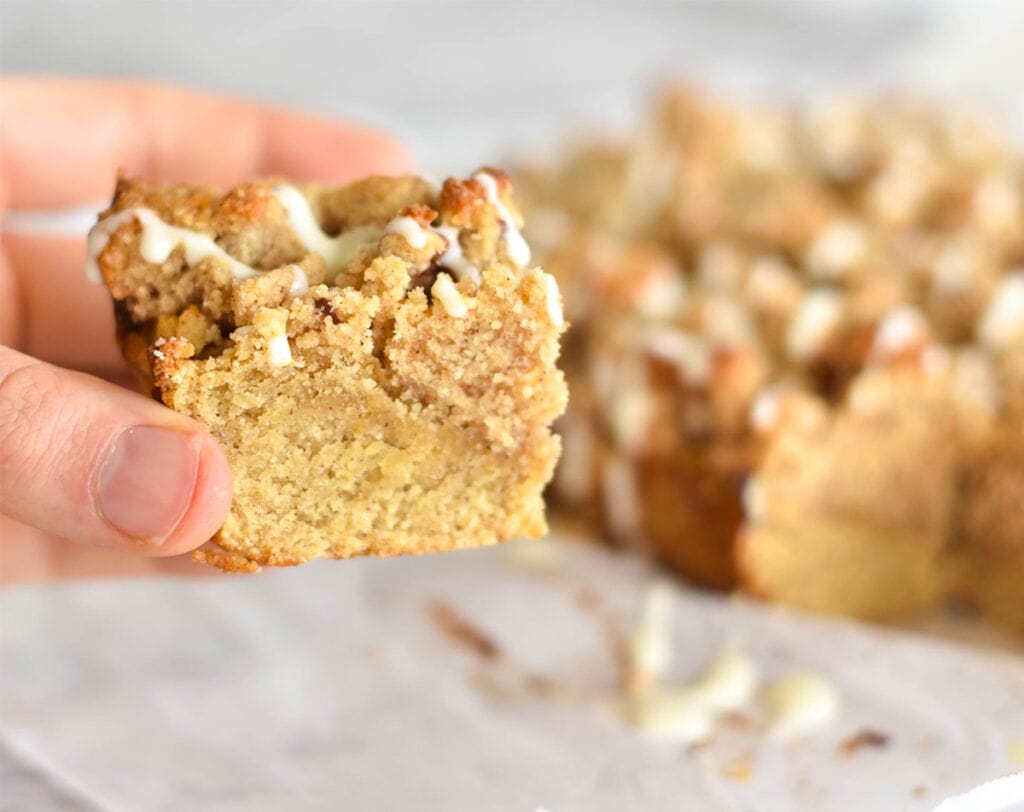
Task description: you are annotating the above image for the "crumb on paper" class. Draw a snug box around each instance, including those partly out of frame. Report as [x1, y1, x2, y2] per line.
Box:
[719, 711, 759, 731]
[428, 601, 500, 660]
[469, 667, 518, 704]
[574, 585, 603, 611]
[688, 647, 759, 713]
[838, 728, 891, 755]
[629, 689, 715, 745]
[523, 673, 561, 698]
[912, 785, 928, 799]
[468, 659, 582, 707]
[722, 761, 753, 782]
[764, 672, 840, 742]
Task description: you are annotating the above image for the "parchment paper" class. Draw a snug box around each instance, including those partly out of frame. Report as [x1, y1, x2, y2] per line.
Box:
[1, 538, 1022, 811]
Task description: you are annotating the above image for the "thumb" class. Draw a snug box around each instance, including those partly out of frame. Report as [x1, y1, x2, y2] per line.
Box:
[0, 346, 231, 556]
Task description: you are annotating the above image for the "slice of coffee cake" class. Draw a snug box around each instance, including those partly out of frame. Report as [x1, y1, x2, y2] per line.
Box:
[89, 169, 567, 571]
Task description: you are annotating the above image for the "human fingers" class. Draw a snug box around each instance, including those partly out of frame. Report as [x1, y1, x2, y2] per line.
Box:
[0, 345, 232, 558]
[0, 78, 417, 209]
[0, 515, 217, 584]
[1, 237, 124, 373]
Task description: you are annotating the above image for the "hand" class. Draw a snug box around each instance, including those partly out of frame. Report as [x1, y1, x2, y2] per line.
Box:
[0, 79, 414, 583]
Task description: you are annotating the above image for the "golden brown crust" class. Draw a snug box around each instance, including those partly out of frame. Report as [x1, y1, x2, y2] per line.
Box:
[734, 368, 960, 618]
[953, 421, 1024, 629]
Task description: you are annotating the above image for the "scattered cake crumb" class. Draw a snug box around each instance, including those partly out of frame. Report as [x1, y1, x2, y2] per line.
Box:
[837, 728, 891, 755]
[428, 600, 500, 661]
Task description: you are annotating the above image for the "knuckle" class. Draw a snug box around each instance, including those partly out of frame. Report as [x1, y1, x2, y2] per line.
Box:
[0, 360, 72, 480]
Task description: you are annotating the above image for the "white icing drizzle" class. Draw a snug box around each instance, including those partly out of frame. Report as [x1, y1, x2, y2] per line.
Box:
[749, 388, 782, 434]
[87, 207, 259, 284]
[609, 388, 653, 453]
[869, 305, 928, 361]
[431, 224, 481, 285]
[272, 184, 383, 279]
[384, 215, 429, 249]
[543, 273, 564, 326]
[89, 179, 535, 320]
[633, 691, 715, 744]
[594, 354, 651, 452]
[741, 476, 766, 523]
[644, 328, 712, 385]
[806, 218, 868, 280]
[688, 648, 759, 713]
[136, 210, 254, 279]
[266, 331, 292, 367]
[379, 213, 482, 284]
[629, 643, 759, 744]
[634, 265, 686, 319]
[378, 173, 535, 288]
[978, 272, 1024, 349]
[87, 208, 316, 307]
[786, 289, 843, 361]
[627, 582, 674, 690]
[474, 171, 531, 267]
[764, 672, 840, 741]
[431, 273, 467, 318]
[601, 455, 643, 544]
[288, 266, 309, 296]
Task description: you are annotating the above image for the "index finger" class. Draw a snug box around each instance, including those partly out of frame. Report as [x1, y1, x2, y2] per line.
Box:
[0, 78, 416, 210]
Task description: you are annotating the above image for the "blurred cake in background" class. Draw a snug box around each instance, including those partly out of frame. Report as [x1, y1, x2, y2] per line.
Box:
[516, 87, 1024, 628]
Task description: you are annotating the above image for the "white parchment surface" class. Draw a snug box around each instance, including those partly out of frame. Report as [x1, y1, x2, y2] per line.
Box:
[1, 539, 1022, 811]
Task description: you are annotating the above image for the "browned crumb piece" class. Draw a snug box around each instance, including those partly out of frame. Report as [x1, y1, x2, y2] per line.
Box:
[837, 728, 891, 755]
[427, 601, 500, 660]
[92, 169, 567, 571]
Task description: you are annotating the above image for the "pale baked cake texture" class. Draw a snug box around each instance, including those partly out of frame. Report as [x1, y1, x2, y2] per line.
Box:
[955, 348, 1024, 631]
[90, 169, 567, 572]
[519, 88, 1024, 626]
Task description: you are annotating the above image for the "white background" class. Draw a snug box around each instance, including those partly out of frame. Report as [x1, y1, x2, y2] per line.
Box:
[3, 1, 1024, 173]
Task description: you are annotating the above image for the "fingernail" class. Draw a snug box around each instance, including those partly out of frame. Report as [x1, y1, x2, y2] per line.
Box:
[96, 426, 199, 543]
